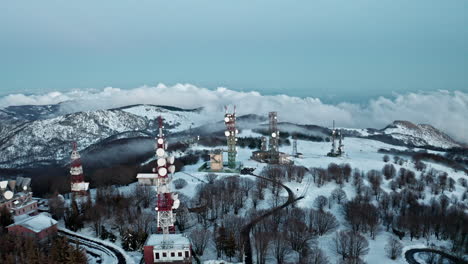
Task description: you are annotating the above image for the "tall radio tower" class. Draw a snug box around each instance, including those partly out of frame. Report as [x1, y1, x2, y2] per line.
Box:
[154, 116, 179, 242]
[70, 142, 89, 196]
[268, 112, 279, 163]
[224, 106, 238, 169]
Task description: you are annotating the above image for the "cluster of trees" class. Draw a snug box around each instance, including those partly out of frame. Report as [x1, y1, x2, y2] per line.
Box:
[339, 164, 468, 256]
[49, 184, 157, 252]
[0, 234, 86, 264]
[310, 163, 352, 187]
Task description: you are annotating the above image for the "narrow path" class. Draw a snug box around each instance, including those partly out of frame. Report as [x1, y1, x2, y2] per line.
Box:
[405, 248, 466, 264]
[241, 173, 303, 264]
[59, 228, 130, 264]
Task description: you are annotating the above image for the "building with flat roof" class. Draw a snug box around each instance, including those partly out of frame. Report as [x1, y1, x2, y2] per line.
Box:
[143, 234, 192, 264]
[137, 173, 158, 186]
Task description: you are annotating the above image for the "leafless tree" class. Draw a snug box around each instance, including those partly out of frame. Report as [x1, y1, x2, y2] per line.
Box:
[307, 246, 330, 264]
[272, 231, 291, 264]
[309, 209, 339, 236]
[331, 188, 347, 205]
[331, 231, 369, 264]
[286, 218, 314, 253]
[205, 173, 218, 184]
[189, 227, 212, 256]
[383, 155, 390, 162]
[385, 236, 403, 260]
[314, 195, 328, 212]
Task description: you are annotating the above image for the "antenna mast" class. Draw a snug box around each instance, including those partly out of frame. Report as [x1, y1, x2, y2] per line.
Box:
[224, 106, 238, 169]
[154, 116, 179, 244]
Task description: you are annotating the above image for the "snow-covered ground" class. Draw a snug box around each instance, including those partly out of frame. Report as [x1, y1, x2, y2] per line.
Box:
[67, 128, 466, 264]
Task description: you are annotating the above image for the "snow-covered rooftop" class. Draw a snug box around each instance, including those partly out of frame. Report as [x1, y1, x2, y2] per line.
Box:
[8, 213, 57, 233]
[146, 234, 190, 249]
[137, 173, 158, 179]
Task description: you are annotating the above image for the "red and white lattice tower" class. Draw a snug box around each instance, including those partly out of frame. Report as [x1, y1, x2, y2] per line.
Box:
[70, 142, 89, 195]
[154, 116, 179, 241]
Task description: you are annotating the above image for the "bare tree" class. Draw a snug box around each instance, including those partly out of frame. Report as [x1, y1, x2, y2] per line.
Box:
[314, 195, 328, 212]
[309, 209, 339, 236]
[308, 246, 330, 264]
[383, 155, 390, 162]
[385, 236, 403, 260]
[331, 231, 369, 264]
[272, 231, 291, 264]
[189, 227, 212, 256]
[331, 188, 347, 205]
[205, 173, 218, 184]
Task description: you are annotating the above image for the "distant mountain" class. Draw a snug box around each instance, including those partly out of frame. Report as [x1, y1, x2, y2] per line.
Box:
[0, 103, 463, 169]
[0, 104, 207, 168]
[356, 120, 463, 149]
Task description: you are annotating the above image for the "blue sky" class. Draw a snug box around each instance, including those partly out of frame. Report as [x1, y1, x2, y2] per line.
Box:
[1, 0, 467, 102]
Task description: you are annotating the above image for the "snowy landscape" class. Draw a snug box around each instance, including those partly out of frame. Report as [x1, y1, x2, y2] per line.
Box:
[1, 102, 466, 264]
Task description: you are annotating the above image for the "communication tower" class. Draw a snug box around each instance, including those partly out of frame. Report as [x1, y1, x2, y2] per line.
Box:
[292, 136, 298, 157]
[154, 116, 179, 241]
[70, 142, 89, 196]
[327, 121, 344, 157]
[268, 112, 280, 163]
[224, 106, 238, 169]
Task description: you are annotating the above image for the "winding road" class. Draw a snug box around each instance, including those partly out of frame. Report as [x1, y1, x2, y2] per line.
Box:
[241, 173, 303, 264]
[404, 248, 466, 264]
[59, 228, 130, 264]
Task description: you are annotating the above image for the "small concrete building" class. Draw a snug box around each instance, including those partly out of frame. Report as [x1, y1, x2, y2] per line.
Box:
[143, 234, 192, 264]
[137, 173, 158, 186]
[7, 214, 58, 242]
[209, 149, 223, 172]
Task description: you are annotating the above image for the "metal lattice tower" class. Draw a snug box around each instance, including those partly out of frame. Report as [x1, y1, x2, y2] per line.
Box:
[330, 120, 337, 155]
[268, 112, 279, 163]
[70, 142, 89, 196]
[338, 130, 344, 155]
[292, 136, 298, 156]
[154, 116, 179, 241]
[224, 106, 238, 169]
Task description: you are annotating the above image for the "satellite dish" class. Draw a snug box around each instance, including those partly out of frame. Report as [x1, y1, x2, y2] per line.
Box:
[157, 138, 164, 145]
[4, 190, 13, 200]
[156, 148, 165, 157]
[8, 180, 16, 190]
[271, 132, 277, 138]
[172, 199, 180, 209]
[158, 167, 167, 176]
[224, 131, 230, 137]
[0, 181, 7, 189]
[224, 117, 230, 122]
[167, 156, 175, 164]
[158, 185, 168, 193]
[168, 165, 175, 174]
[157, 158, 166, 167]
[23, 186, 27, 191]
[152, 168, 156, 172]
[235, 129, 239, 134]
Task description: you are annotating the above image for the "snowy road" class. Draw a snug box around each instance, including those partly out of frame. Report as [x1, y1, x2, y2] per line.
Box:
[59, 228, 132, 264]
[404, 248, 465, 264]
[241, 172, 303, 264]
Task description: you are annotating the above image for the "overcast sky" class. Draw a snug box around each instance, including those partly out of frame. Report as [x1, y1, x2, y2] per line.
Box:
[1, 0, 467, 102]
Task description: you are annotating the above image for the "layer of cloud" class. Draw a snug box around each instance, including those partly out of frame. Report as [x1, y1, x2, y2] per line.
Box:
[1, 84, 467, 143]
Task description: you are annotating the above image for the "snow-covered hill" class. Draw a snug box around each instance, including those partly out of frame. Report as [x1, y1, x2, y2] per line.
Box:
[0, 105, 208, 168]
[0, 103, 464, 169]
[379, 120, 462, 149]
